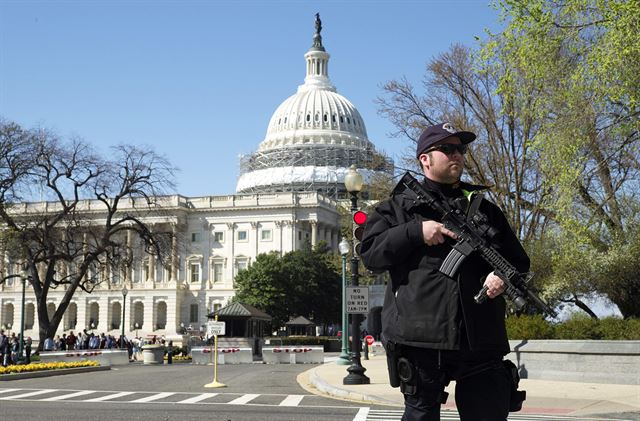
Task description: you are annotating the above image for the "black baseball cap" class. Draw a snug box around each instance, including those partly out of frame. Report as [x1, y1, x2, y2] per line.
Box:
[416, 123, 476, 158]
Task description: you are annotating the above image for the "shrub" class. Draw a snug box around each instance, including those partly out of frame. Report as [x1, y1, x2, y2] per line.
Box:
[554, 313, 600, 339]
[265, 336, 340, 351]
[506, 315, 554, 340]
[506, 314, 640, 340]
[597, 317, 640, 340]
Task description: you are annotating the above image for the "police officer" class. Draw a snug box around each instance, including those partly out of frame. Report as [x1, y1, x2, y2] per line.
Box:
[360, 123, 529, 421]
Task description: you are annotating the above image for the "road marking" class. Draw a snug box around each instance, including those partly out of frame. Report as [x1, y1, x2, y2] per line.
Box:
[353, 407, 369, 421]
[0, 389, 56, 400]
[0, 389, 20, 394]
[278, 394, 304, 406]
[129, 392, 175, 403]
[177, 393, 218, 404]
[85, 391, 136, 402]
[41, 390, 95, 401]
[227, 393, 260, 405]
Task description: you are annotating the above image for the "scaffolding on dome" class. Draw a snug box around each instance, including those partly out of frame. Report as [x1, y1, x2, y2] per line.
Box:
[237, 144, 393, 199]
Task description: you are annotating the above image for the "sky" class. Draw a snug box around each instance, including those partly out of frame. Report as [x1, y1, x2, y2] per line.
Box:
[0, 0, 503, 197]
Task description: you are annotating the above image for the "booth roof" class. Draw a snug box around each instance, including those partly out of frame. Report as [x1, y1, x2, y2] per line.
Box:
[208, 302, 272, 321]
[285, 315, 315, 326]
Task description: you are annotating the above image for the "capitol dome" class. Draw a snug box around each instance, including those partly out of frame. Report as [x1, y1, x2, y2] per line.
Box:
[236, 15, 391, 198]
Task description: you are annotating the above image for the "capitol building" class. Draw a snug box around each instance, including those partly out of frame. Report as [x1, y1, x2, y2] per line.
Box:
[0, 16, 390, 342]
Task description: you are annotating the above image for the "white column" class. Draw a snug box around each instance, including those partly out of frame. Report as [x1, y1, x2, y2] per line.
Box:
[98, 297, 108, 333]
[310, 221, 318, 246]
[227, 223, 235, 282]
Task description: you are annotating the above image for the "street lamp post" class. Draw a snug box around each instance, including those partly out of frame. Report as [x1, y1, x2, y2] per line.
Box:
[121, 286, 128, 349]
[337, 237, 351, 366]
[18, 270, 29, 363]
[343, 165, 370, 385]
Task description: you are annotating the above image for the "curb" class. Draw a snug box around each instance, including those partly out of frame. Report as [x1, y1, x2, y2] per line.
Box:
[0, 365, 110, 381]
[307, 365, 401, 407]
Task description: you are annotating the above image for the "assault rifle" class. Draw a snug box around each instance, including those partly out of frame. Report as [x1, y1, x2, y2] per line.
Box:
[400, 172, 557, 317]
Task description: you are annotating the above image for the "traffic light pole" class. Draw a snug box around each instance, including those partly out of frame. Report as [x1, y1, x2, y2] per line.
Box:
[343, 192, 370, 385]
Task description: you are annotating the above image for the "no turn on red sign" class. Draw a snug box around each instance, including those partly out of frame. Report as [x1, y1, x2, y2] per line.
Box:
[346, 286, 369, 314]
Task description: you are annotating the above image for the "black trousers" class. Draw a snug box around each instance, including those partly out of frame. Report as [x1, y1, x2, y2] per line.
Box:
[401, 346, 511, 421]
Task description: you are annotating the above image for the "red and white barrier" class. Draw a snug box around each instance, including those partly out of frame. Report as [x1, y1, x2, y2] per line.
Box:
[191, 347, 252, 365]
[39, 349, 129, 366]
[262, 346, 324, 364]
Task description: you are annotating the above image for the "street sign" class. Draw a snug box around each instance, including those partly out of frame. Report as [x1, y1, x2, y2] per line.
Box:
[346, 286, 369, 314]
[206, 321, 226, 338]
[365, 335, 374, 345]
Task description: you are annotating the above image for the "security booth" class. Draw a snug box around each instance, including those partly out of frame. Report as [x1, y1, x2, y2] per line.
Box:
[285, 316, 316, 336]
[207, 302, 272, 356]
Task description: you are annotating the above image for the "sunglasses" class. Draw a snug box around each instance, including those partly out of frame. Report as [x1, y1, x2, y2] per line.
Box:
[425, 143, 468, 156]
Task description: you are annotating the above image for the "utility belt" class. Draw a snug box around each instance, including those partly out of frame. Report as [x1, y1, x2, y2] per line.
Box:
[383, 341, 526, 411]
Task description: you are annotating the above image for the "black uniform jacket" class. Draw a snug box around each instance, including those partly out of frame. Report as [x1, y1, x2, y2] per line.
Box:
[360, 177, 530, 354]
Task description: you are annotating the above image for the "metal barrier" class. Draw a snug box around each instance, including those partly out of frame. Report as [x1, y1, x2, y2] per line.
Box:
[39, 349, 129, 366]
[370, 341, 386, 356]
[191, 347, 253, 365]
[262, 346, 324, 364]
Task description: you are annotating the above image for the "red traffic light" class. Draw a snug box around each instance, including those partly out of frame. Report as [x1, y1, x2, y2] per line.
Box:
[353, 210, 367, 226]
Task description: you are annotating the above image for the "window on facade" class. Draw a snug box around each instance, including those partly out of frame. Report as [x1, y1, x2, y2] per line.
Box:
[190, 263, 200, 283]
[237, 231, 248, 241]
[214, 231, 224, 243]
[189, 304, 199, 323]
[213, 303, 222, 312]
[298, 231, 302, 240]
[191, 232, 200, 242]
[261, 229, 272, 241]
[213, 262, 223, 283]
[236, 258, 248, 272]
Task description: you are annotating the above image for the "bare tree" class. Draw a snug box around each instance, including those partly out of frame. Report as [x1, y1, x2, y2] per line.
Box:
[376, 44, 554, 243]
[0, 120, 177, 348]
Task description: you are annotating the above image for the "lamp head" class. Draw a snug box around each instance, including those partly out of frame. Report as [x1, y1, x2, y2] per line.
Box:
[338, 238, 350, 255]
[344, 165, 364, 193]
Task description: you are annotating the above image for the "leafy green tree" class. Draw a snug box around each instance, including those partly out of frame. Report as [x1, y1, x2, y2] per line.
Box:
[486, 0, 640, 317]
[233, 242, 341, 330]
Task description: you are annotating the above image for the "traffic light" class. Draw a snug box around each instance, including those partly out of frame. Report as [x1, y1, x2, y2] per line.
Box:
[352, 210, 367, 256]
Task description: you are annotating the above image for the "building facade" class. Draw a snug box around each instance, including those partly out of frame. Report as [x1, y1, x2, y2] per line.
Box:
[0, 192, 340, 341]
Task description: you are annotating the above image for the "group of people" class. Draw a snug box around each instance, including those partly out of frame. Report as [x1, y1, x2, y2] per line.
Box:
[42, 330, 125, 352]
[41, 330, 170, 362]
[0, 330, 32, 366]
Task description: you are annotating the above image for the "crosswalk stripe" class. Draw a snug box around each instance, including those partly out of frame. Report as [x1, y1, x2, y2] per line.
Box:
[177, 393, 218, 404]
[353, 407, 370, 421]
[129, 392, 175, 403]
[227, 393, 259, 405]
[278, 394, 304, 406]
[0, 389, 56, 400]
[41, 390, 96, 401]
[84, 391, 135, 402]
[0, 389, 20, 394]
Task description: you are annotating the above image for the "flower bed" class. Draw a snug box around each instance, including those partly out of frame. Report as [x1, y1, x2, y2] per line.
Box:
[0, 360, 99, 375]
[163, 355, 192, 361]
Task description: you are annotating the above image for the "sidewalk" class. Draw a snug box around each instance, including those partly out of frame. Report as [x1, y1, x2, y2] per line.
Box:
[298, 354, 640, 417]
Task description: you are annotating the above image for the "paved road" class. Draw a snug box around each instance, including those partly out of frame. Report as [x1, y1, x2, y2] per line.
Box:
[0, 363, 636, 421]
